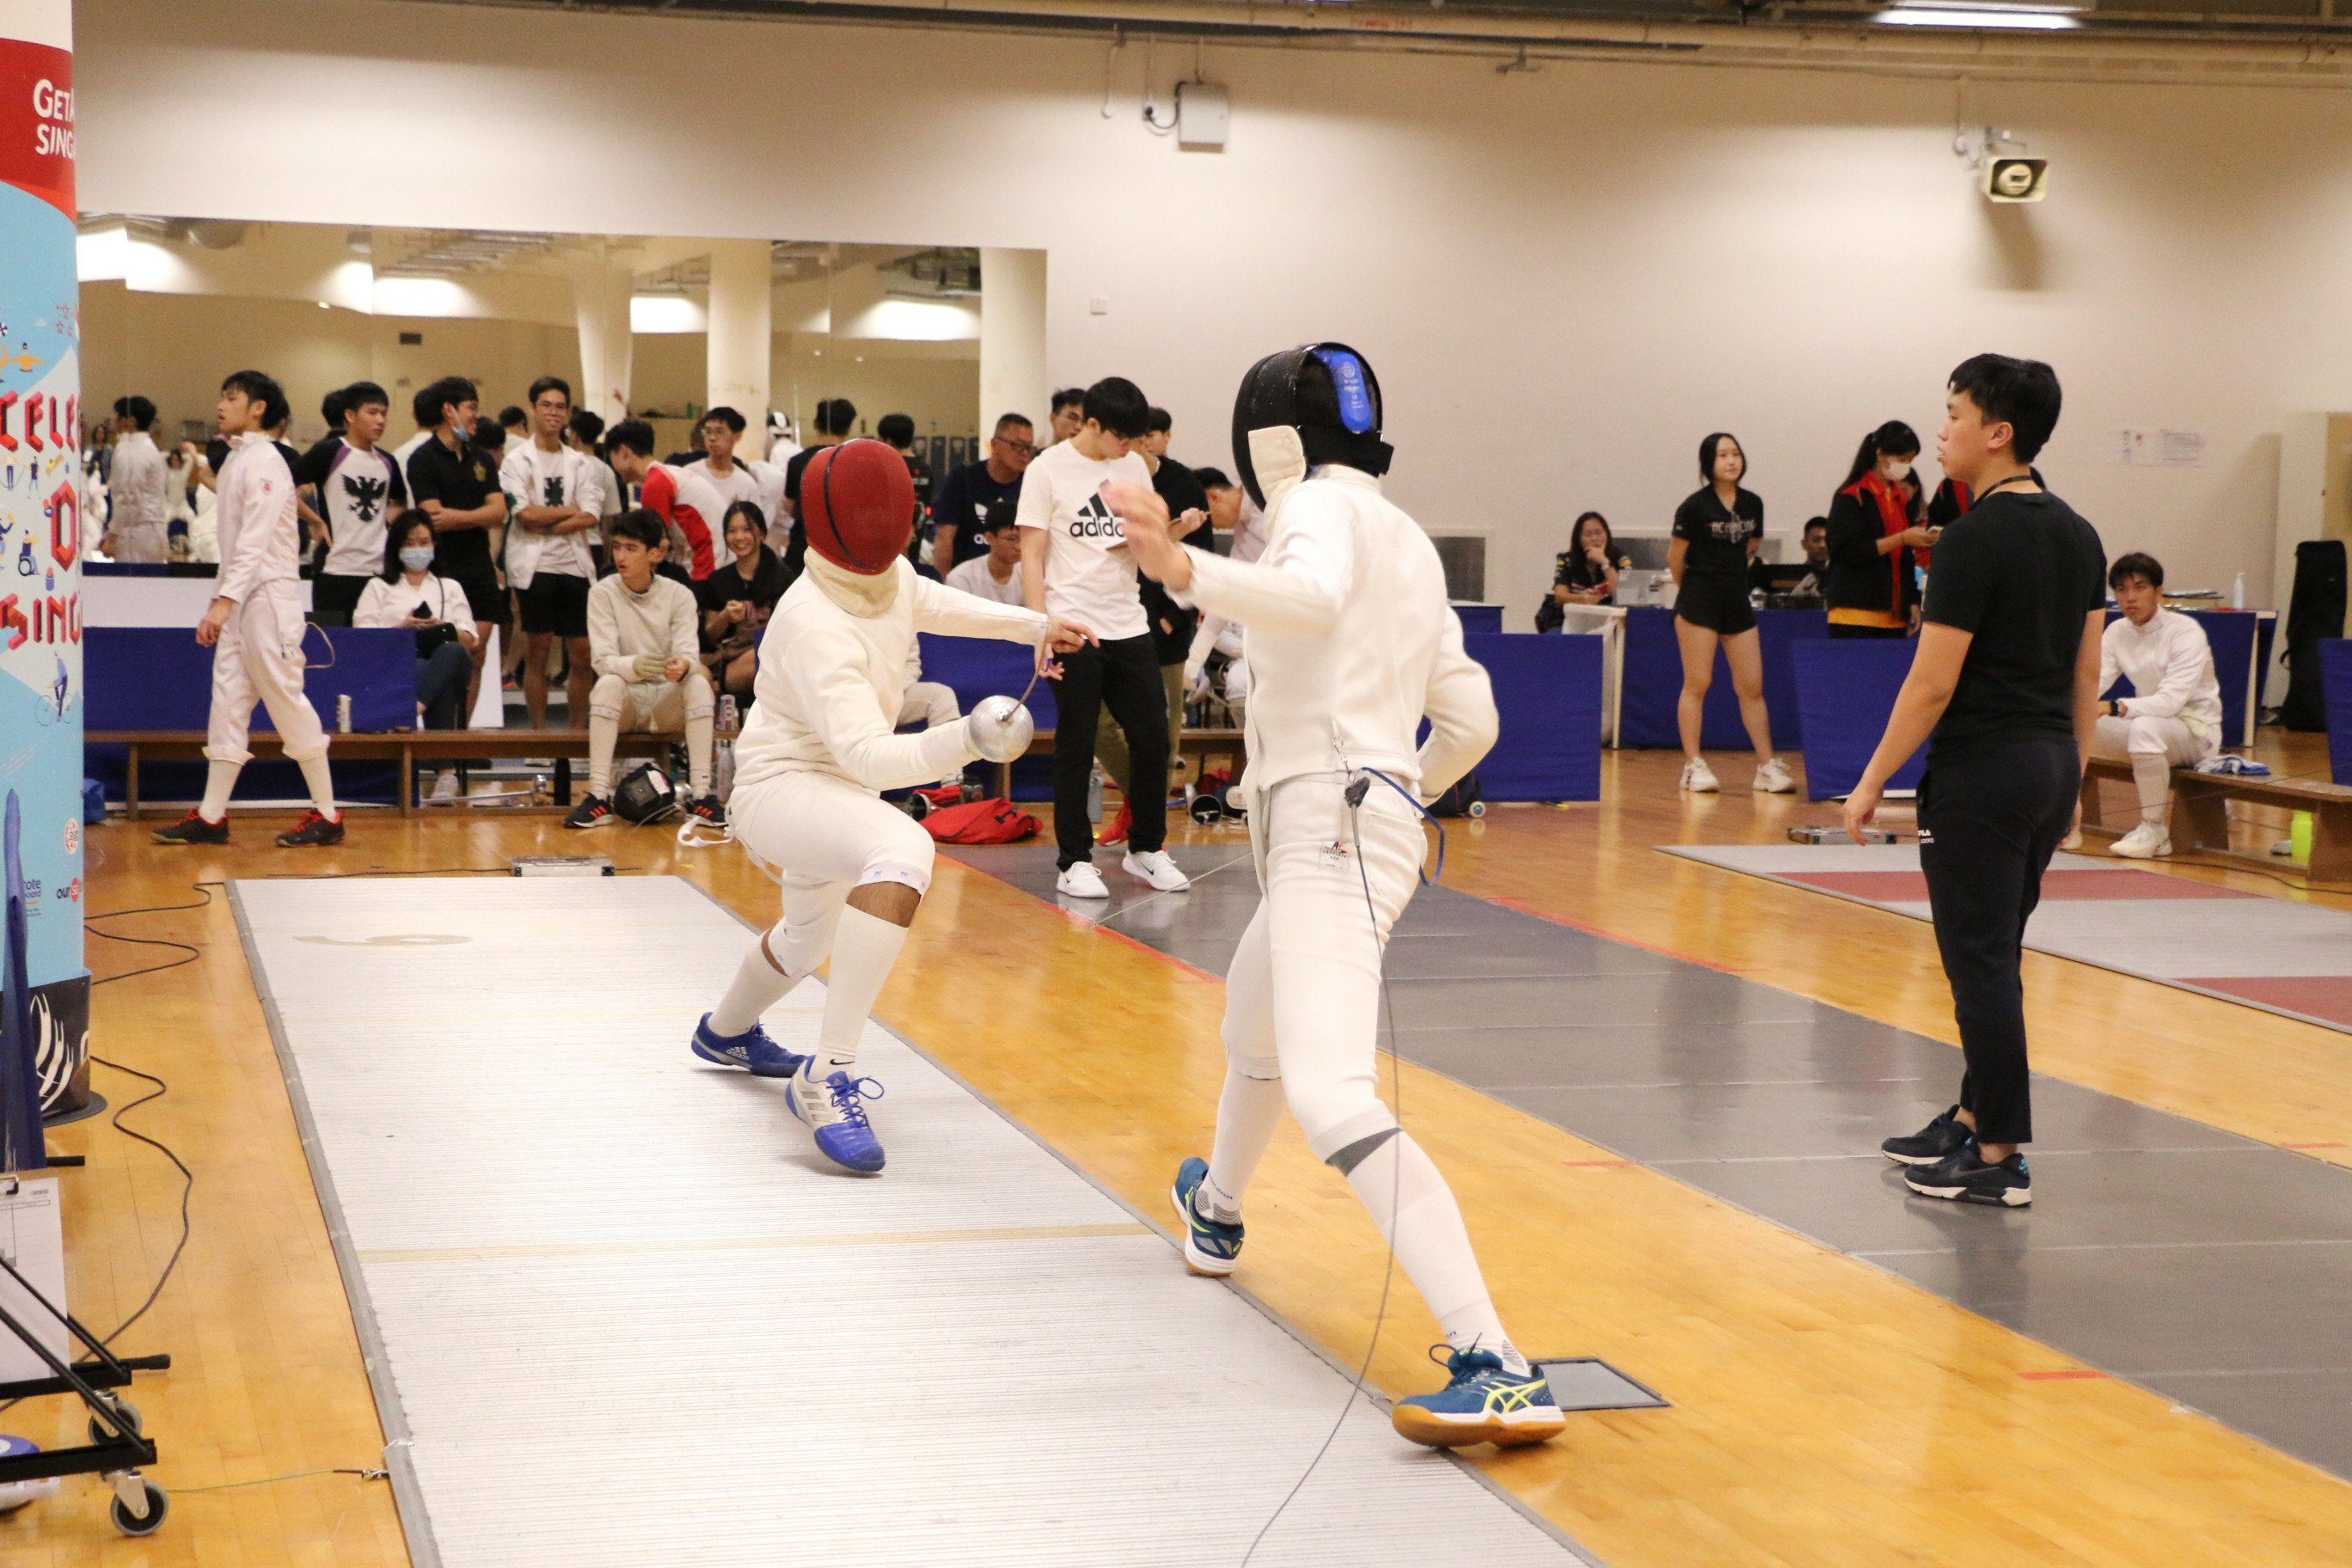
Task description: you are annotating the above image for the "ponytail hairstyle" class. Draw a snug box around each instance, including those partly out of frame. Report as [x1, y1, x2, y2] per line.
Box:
[1843, 420, 1921, 489]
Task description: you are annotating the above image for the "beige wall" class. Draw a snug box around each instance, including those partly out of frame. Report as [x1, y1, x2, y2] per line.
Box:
[75, 0, 2352, 615]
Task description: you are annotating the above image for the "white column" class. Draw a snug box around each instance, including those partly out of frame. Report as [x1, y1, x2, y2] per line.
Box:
[979, 248, 1048, 439]
[706, 240, 772, 458]
[573, 260, 635, 426]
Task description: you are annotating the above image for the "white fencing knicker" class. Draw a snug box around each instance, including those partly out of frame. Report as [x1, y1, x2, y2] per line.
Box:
[205, 579, 329, 767]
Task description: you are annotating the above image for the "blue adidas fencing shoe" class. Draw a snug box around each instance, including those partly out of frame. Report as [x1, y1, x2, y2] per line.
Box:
[1171, 1156, 1243, 1277]
[1392, 1345, 1567, 1449]
[788, 1066, 886, 1173]
[690, 1014, 807, 1079]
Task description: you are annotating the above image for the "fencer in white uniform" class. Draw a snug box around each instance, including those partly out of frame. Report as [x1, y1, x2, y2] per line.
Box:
[1114, 343, 1565, 1451]
[2091, 554, 2221, 858]
[102, 399, 172, 564]
[152, 371, 346, 849]
[690, 438, 1090, 1173]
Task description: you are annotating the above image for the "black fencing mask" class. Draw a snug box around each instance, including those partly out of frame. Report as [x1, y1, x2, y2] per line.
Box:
[1229, 342, 1393, 509]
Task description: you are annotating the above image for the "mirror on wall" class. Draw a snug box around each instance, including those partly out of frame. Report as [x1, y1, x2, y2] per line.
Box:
[72, 217, 1028, 560]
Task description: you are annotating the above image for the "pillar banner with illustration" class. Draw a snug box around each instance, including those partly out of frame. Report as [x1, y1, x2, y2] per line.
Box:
[0, 0, 91, 1124]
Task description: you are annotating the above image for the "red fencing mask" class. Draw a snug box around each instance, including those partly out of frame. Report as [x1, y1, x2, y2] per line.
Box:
[802, 439, 916, 575]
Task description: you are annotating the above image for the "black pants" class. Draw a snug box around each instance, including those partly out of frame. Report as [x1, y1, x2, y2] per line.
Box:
[1052, 633, 1167, 867]
[1917, 735, 2079, 1146]
[416, 640, 474, 772]
[1827, 622, 1906, 640]
[311, 573, 373, 628]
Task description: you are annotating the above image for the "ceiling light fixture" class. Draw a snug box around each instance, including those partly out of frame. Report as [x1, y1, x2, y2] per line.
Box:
[1877, 2, 2082, 27]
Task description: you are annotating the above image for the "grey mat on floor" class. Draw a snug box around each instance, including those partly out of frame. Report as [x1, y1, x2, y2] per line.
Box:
[944, 838, 2352, 1481]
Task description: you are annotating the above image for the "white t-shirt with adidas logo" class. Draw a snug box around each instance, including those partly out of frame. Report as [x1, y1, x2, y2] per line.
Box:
[1014, 439, 1151, 642]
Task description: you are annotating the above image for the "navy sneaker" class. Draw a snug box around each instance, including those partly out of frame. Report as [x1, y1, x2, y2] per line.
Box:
[1392, 1345, 1567, 1449]
[787, 1066, 886, 1173]
[151, 810, 228, 846]
[687, 794, 728, 830]
[564, 794, 615, 830]
[1904, 1142, 2032, 1207]
[1882, 1105, 1971, 1167]
[275, 810, 346, 848]
[689, 1014, 806, 1079]
[1170, 1156, 1243, 1277]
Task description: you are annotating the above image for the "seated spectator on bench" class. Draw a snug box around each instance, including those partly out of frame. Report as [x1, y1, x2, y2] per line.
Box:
[2092, 551, 2221, 859]
[942, 505, 1026, 604]
[701, 500, 788, 709]
[1540, 510, 1622, 630]
[356, 510, 481, 804]
[567, 508, 723, 831]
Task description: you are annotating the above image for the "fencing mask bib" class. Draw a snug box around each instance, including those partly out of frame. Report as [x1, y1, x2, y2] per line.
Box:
[1230, 342, 1393, 510]
[802, 438, 916, 575]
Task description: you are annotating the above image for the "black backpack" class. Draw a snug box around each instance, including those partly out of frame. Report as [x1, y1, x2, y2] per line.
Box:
[2281, 539, 2345, 732]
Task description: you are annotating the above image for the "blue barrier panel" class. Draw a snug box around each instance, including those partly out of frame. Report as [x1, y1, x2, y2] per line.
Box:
[1619, 607, 1823, 750]
[83, 627, 415, 805]
[1462, 633, 1602, 802]
[1455, 604, 1504, 636]
[2320, 640, 2352, 785]
[1792, 640, 1926, 802]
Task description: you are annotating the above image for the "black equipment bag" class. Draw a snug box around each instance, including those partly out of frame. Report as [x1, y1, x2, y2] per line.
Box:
[2280, 539, 2345, 732]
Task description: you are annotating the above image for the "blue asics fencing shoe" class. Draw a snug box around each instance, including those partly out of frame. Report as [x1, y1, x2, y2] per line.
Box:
[1392, 1345, 1567, 1449]
[689, 1014, 807, 1079]
[787, 1066, 886, 1173]
[1170, 1156, 1243, 1277]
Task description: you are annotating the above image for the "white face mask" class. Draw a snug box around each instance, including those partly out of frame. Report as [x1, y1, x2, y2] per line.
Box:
[399, 546, 435, 573]
[1881, 459, 1914, 484]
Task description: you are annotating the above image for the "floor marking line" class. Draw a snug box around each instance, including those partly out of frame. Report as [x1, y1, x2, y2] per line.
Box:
[358, 1220, 1154, 1265]
[2019, 1369, 2112, 1381]
[1487, 893, 1745, 975]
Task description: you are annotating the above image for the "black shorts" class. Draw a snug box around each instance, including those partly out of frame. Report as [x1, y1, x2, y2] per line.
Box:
[1674, 574, 1756, 637]
[517, 571, 591, 638]
[309, 573, 372, 628]
[450, 571, 511, 628]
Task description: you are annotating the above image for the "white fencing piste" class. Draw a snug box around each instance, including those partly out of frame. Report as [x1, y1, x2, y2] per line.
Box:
[231, 876, 1592, 1568]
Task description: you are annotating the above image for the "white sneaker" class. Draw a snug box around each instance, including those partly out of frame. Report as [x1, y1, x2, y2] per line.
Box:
[1753, 756, 1797, 794]
[2272, 837, 2296, 857]
[1057, 861, 1111, 898]
[1680, 758, 1720, 793]
[1122, 849, 1191, 891]
[429, 770, 461, 803]
[2111, 822, 2171, 859]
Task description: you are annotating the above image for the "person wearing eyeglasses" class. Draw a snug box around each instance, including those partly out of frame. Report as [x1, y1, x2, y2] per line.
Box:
[932, 412, 1037, 569]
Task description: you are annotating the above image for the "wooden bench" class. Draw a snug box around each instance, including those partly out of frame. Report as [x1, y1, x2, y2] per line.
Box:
[90, 728, 695, 819]
[996, 727, 1247, 800]
[2080, 756, 2352, 881]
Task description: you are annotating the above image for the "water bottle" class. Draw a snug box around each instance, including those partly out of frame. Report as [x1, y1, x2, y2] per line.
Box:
[714, 695, 738, 802]
[2232, 573, 2246, 610]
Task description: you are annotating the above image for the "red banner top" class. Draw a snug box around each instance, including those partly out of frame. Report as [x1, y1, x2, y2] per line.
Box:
[0, 40, 74, 219]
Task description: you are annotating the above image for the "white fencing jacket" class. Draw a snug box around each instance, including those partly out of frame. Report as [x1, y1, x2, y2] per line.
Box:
[214, 432, 302, 604]
[1174, 465, 1496, 802]
[2099, 608, 2223, 742]
[735, 558, 1047, 795]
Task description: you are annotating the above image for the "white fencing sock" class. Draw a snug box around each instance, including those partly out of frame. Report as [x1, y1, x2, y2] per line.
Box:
[686, 711, 715, 797]
[708, 928, 810, 1036]
[2131, 751, 2171, 828]
[1341, 1130, 1526, 1375]
[1203, 1068, 1284, 1220]
[812, 905, 910, 1076]
[198, 760, 241, 823]
[297, 756, 339, 820]
[587, 712, 619, 798]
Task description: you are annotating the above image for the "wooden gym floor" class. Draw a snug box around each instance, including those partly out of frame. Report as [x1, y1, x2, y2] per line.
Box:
[9, 737, 2352, 1565]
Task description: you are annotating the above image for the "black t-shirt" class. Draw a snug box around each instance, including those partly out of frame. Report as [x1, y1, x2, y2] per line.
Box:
[934, 458, 1026, 567]
[1671, 487, 1764, 580]
[695, 548, 791, 650]
[405, 435, 502, 585]
[1145, 459, 1210, 664]
[1555, 548, 1614, 598]
[1920, 488, 2106, 768]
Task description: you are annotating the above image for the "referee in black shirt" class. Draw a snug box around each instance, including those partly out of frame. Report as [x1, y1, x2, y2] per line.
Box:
[1846, 355, 2106, 1209]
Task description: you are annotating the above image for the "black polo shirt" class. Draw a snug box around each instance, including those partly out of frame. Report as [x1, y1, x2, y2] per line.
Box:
[405, 433, 502, 586]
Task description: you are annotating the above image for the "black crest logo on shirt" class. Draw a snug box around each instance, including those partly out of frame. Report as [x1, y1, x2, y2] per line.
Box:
[342, 470, 388, 523]
[1069, 493, 1122, 541]
[541, 475, 566, 507]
